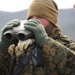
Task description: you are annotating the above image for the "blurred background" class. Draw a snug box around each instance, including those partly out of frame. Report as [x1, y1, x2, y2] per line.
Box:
[0, 0, 75, 41]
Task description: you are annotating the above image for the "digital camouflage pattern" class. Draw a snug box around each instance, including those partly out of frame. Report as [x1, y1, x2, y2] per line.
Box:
[0, 32, 75, 75]
[43, 35, 75, 75]
[0, 51, 9, 75]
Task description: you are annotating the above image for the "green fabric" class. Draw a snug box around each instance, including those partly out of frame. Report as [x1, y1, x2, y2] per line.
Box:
[43, 36, 75, 75]
[0, 51, 9, 75]
[0, 19, 21, 52]
[24, 19, 49, 46]
[1, 19, 20, 34]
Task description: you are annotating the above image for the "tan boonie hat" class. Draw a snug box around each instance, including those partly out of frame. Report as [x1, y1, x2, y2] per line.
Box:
[27, 0, 59, 27]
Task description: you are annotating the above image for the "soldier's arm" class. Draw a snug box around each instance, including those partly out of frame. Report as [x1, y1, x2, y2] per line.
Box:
[43, 37, 75, 74]
[56, 35, 75, 51]
[0, 51, 9, 75]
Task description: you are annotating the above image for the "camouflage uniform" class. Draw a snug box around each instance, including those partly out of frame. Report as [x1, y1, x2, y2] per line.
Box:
[0, 29, 75, 75]
[0, 0, 75, 74]
[21, 32, 75, 75]
[43, 33, 75, 75]
[0, 51, 9, 75]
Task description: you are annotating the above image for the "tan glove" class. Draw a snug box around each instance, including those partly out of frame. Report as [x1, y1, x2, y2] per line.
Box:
[8, 39, 34, 57]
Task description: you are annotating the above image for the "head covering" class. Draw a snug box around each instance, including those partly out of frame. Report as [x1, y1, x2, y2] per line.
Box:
[27, 0, 59, 27]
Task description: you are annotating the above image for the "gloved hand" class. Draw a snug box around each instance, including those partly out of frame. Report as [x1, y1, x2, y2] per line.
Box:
[24, 19, 49, 46]
[0, 19, 21, 52]
[1, 19, 20, 34]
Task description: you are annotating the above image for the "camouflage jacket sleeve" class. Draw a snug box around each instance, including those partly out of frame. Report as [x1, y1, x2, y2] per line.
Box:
[0, 51, 9, 75]
[43, 37, 75, 75]
[55, 35, 75, 51]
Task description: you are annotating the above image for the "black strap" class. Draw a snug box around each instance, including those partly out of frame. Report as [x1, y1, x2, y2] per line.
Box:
[13, 43, 44, 75]
[13, 54, 31, 75]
